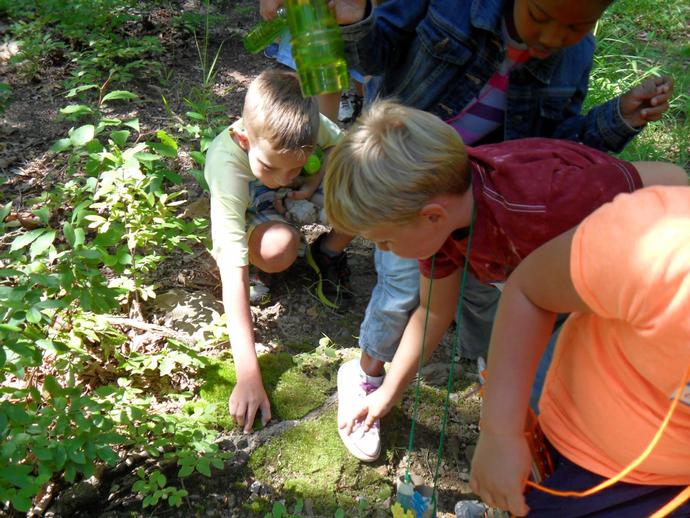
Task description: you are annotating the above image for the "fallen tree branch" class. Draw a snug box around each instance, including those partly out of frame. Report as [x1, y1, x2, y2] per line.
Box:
[103, 316, 198, 347]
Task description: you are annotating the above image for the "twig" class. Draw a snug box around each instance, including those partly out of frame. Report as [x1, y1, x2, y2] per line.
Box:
[28, 481, 59, 517]
[103, 316, 198, 347]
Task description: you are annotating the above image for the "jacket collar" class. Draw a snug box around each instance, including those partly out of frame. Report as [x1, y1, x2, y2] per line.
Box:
[470, 0, 506, 35]
[471, 0, 564, 85]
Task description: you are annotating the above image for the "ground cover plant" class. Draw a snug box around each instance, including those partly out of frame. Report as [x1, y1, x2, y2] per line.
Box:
[0, 0, 688, 516]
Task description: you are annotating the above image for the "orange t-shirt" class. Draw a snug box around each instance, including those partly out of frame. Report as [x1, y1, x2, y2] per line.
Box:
[539, 186, 690, 485]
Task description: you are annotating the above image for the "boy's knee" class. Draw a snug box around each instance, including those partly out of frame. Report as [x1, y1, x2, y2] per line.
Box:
[250, 223, 300, 272]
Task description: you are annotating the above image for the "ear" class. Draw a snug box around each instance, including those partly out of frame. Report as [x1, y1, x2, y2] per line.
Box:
[419, 203, 448, 224]
[234, 128, 250, 151]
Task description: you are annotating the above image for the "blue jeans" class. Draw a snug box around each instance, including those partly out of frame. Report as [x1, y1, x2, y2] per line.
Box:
[359, 250, 503, 362]
[359, 249, 561, 409]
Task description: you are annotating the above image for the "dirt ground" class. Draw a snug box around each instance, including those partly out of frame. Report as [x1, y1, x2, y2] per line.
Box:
[0, 1, 485, 516]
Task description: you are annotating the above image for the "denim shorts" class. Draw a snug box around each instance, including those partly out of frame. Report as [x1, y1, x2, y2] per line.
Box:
[358, 249, 502, 362]
[245, 181, 321, 255]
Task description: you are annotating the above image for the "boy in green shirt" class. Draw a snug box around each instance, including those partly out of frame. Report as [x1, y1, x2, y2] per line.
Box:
[205, 69, 352, 432]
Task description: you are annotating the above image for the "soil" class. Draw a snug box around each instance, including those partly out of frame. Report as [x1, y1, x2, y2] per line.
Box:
[0, 1, 484, 516]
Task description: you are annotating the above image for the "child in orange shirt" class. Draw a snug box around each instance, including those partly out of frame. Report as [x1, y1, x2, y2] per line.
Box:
[470, 186, 690, 517]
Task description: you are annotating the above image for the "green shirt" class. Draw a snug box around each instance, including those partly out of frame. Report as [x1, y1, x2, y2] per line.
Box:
[204, 113, 341, 266]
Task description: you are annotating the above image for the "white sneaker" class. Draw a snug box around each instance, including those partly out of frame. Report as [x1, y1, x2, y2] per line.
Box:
[337, 359, 382, 462]
[337, 93, 355, 123]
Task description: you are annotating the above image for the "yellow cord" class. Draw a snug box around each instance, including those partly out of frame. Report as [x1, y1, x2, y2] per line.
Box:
[525, 364, 690, 516]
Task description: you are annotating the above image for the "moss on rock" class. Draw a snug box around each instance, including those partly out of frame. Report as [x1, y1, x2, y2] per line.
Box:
[193, 351, 336, 430]
[249, 408, 392, 514]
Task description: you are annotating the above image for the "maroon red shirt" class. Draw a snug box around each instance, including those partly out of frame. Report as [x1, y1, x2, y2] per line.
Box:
[419, 138, 642, 282]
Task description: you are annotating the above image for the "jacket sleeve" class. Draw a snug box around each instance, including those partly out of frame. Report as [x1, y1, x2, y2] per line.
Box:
[341, 0, 430, 76]
[550, 60, 641, 153]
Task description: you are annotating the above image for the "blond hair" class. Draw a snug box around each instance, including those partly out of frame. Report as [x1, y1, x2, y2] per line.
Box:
[243, 69, 319, 152]
[324, 100, 470, 235]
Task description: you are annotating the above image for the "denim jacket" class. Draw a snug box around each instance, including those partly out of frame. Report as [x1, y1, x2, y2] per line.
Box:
[342, 0, 640, 152]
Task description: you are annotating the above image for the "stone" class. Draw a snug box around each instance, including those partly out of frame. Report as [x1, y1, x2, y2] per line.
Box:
[152, 288, 223, 337]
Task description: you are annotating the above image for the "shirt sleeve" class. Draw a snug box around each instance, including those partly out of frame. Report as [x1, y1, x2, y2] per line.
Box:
[316, 113, 341, 149]
[571, 187, 690, 344]
[204, 128, 252, 267]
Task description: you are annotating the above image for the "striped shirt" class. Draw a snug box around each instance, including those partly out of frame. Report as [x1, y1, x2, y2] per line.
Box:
[446, 23, 530, 144]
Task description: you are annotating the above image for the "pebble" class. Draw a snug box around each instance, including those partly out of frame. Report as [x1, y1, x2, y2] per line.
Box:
[249, 480, 262, 494]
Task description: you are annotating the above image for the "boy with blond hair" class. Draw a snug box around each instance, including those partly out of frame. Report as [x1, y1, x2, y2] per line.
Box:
[324, 100, 687, 461]
[205, 69, 352, 432]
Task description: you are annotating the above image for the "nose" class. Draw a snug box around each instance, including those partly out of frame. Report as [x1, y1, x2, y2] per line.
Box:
[538, 21, 566, 50]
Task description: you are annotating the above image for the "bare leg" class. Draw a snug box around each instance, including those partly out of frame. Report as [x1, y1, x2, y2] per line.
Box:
[248, 221, 300, 273]
[317, 91, 340, 123]
[360, 350, 386, 377]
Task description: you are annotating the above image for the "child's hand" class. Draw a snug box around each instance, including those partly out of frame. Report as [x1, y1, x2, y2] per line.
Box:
[228, 374, 272, 433]
[288, 184, 317, 202]
[338, 385, 394, 434]
[260, 0, 282, 20]
[469, 430, 531, 517]
[620, 75, 673, 128]
[328, 0, 368, 25]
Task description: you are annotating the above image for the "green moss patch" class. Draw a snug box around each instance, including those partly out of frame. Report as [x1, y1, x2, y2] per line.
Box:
[192, 351, 337, 430]
[249, 408, 393, 515]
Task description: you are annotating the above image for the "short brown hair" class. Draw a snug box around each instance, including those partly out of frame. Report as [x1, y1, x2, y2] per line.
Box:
[324, 100, 470, 235]
[243, 69, 320, 152]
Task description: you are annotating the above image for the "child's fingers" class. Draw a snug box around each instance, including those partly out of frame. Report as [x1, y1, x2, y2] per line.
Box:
[260, 399, 272, 426]
[650, 90, 672, 106]
[641, 102, 669, 121]
[231, 403, 246, 430]
[507, 492, 530, 517]
[363, 413, 377, 431]
[244, 404, 258, 433]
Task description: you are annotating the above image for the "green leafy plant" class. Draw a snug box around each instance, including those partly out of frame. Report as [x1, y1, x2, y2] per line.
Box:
[132, 469, 188, 508]
[0, 83, 12, 113]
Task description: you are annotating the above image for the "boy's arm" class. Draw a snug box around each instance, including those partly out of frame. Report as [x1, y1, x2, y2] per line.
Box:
[340, 270, 460, 433]
[218, 256, 271, 432]
[470, 228, 587, 516]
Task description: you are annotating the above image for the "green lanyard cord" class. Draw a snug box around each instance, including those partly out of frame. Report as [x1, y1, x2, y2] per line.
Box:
[402, 208, 477, 514]
[404, 253, 436, 482]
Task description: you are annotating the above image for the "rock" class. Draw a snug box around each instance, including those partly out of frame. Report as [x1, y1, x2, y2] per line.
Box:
[49, 478, 100, 516]
[182, 196, 210, 219]
[421, 362, 462, 386]
[0, 40, 19, 60]
[285, 198, 318, 225]
[151, 288, 223, 337]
